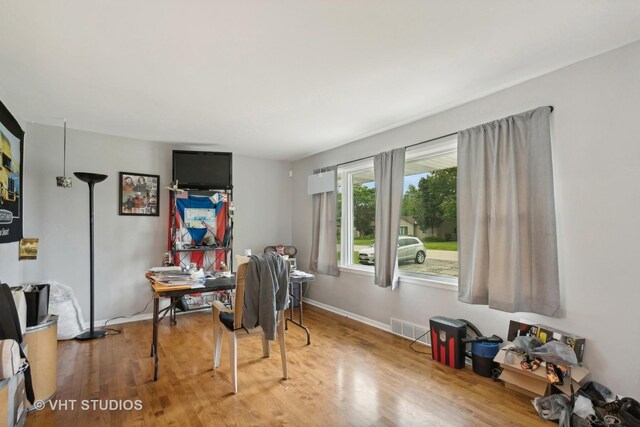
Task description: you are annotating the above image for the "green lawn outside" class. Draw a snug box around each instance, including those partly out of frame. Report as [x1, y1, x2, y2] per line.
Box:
[353, 239, 373, 246]
[424, 241, 458, 251]
[354, 237, 457, 251]
[337, 251, 362, 264]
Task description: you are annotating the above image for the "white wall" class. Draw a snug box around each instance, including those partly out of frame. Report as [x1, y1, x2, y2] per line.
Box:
[4, 123, 292, 324]
[232, 155, 293, 256]
[291, 41, 640, 397]
[20, 123, 172, 322]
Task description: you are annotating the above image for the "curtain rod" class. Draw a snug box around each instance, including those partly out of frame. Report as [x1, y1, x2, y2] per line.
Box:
[335, 105, 554, 168]
[336, 131, 456, 168]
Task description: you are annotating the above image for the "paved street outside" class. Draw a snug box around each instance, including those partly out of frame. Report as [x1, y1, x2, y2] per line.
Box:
[353, 245, 459, 278]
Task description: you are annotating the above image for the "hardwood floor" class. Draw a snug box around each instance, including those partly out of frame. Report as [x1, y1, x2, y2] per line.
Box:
[27, 305, 548, 426]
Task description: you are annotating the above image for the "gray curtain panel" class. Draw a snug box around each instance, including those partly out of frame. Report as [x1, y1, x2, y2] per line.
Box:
[374, 148, 406, 290]
[309, 166, 339, 276]
[457, 106, 560, 316]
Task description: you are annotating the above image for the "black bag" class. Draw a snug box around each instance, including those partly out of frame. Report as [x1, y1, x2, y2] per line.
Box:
[23, 284, 50, 327]
[0, 282, 35, 404]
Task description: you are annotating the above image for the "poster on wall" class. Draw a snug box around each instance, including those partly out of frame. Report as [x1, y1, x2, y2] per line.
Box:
[0, 99, 24, 244]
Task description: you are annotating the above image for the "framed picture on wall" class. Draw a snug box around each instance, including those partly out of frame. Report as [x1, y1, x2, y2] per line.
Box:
[0, 99, 25, 243]
[119, 172, 160, 216]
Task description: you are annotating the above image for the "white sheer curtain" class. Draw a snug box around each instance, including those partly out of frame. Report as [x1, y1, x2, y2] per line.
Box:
[309, 166, 339, 276]
[457, 106, 560, 316]
[374, 148, 405, 290]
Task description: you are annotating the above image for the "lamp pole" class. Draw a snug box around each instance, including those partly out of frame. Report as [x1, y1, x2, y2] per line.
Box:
[74, 172, 108, 341]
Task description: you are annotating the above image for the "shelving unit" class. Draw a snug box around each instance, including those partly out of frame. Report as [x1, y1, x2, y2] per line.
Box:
[168, 189, 233, 272]
[167, 187, 234, 313]
[171, 247, 231, 272]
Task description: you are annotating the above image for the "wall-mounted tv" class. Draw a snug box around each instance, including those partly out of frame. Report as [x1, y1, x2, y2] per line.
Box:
[172, 150, 232, 190]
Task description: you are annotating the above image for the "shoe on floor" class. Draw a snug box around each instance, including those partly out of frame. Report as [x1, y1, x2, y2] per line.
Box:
[619, 397, 640, 427]
[595, 400, 624, 422]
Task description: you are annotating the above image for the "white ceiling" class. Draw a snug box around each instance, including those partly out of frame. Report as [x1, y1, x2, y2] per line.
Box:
[1, 1, 640, 161]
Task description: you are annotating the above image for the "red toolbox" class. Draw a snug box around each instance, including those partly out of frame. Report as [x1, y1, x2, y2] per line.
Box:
[429, 316, 467, 369]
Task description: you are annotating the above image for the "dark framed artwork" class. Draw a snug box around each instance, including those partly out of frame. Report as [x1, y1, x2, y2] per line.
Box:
[119, 172, 160, 216]
[0, 99, 25, 243]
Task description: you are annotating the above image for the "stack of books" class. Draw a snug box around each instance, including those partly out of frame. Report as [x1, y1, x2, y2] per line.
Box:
[148, 267, 205, 288]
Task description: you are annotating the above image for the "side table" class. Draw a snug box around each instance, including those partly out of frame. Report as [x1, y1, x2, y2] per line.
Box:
[285, 273, 315, 345]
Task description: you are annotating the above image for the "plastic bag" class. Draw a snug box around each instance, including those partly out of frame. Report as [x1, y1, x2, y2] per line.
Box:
[572, 394, 595, 419]
[46, 281, 85, 340]
[529, 341, 578, 366]
[513, 335, 543, 356]
[532, 394, 572, 427]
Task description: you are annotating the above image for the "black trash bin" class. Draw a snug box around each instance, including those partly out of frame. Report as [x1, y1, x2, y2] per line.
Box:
[23, 284, 50, 326]
[471, 341, 500, 377]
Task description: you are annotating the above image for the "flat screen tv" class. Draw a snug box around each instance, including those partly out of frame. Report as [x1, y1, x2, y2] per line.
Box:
[172, 150, 232, 190]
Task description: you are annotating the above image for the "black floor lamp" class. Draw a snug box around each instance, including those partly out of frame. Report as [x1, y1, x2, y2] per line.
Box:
[74, 172, 108, 341]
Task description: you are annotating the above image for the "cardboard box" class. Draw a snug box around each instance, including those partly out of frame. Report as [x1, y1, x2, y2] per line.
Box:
[533, 325, 586, 363]
[507, 320, 536, 341]
[493, 343, 588, 397]
[507, 321, 586, 363]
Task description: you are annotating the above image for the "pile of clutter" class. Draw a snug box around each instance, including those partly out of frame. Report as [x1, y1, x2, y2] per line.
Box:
[498, 322, 639, 425]
[500, 335, 639, 426]
[502, 336, 579, 387]
[495, 332, 589, 398]
[533, 381, 640, 427]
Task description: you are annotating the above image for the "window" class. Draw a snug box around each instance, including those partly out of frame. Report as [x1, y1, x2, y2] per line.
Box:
[338, 136, 458, 282]
[337, 159, 375, 267]
[400, 138, 458, 279]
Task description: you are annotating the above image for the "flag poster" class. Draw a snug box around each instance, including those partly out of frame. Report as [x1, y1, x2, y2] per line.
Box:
[0, 99, 24, 244]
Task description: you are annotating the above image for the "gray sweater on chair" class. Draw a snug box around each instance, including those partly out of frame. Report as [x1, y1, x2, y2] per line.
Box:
[242, 253, 289, 340]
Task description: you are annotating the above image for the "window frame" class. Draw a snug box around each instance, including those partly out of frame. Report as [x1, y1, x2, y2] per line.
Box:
[337, 136, 459, 290]
[338, 158, 374, 272]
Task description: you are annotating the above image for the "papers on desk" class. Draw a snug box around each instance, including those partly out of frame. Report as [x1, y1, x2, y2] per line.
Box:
[150, 268, 207, 289]
[148, 266, 182, 274]
[290, 270, 314, 279]
[161, 280, 205, 288]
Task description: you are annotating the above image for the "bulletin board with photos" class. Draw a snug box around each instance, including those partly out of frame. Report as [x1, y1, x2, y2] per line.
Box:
[119, 172, 159, 216]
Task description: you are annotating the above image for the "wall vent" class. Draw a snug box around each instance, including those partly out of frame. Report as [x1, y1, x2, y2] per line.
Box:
[390, 317, 430, 346]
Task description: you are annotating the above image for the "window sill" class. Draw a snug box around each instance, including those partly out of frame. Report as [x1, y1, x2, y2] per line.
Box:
[338, 265, 458, 292]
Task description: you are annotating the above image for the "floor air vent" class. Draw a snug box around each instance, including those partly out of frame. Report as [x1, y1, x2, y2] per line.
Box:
[390, 317, 430, 346]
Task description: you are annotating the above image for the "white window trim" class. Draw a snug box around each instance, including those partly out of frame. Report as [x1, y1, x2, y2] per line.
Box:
[337, 135, 459, 289]
[339, 265, 457, 291]
[405, 135, 458, 160]
[338, 158, 374, 270]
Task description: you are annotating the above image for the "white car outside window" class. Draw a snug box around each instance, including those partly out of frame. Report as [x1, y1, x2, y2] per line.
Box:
[358, 236, 426, 265]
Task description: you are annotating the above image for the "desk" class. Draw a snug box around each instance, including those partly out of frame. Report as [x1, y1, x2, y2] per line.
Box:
[285, 273, 315, 345]
[146, 274, 235, 381]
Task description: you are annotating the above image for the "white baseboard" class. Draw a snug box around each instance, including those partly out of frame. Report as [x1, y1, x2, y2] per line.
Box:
[90, 308, 208, 328]
[88, 298, 415, 346]
[86, 312, 154, 328]
[302, 297, 431, 349]
[302, 297, 392, 333]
